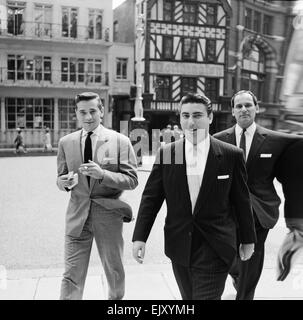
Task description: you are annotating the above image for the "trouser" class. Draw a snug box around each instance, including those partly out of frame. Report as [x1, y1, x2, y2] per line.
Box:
[230, 216, 269, 300]
[172, 234, 229, 300]
[60, 202, 124, 300]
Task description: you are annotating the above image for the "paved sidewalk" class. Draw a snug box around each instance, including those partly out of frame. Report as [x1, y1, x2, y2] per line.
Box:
[1, 263, 303, 300]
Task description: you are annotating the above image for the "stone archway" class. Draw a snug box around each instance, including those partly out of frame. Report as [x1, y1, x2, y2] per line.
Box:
[241, 34, 278, 74]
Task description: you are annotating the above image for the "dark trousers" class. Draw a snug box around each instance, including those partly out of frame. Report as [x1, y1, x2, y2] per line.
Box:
[172, 233, 229, 300]
[230, 216, 269, 300]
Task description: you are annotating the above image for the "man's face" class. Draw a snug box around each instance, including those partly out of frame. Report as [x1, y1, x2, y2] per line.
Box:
[232, 92, 259, 129]
[75, 98, 104, 132]
[180, 103, 213, 144]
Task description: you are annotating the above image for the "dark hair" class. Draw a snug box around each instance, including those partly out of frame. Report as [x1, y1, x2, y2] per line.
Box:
[179, 92, 212, 115]
[231, 90, 258, 109]
[74, 92, 103, 110]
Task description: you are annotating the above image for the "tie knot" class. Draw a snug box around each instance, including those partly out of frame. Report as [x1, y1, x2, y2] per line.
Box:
[242, 128, 246, 134]
[87, 131, 93, 137]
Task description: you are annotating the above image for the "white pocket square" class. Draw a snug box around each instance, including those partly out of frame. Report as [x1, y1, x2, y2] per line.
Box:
[217, 175, 229, 180]
[260, 153, 272, 158]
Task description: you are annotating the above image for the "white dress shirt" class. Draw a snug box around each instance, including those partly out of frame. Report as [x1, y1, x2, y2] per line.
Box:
[185, 135, 210, 213]
[81, 125, 103, 162]
[235, 122, 256, 160]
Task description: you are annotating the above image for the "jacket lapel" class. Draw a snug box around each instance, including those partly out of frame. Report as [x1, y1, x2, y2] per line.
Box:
[193, 137, 222, 215]
[90, 127, 110, 192]
[173, 139, 193, 213]
[225, 126, 236, 146]
[246, 125, 266, 172]
[73, 130, 90, 191]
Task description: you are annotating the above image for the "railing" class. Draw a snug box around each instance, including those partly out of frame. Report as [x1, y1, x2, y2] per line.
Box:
[0, 20, 111, 43]
[0, 67, 109, 87]
[144, 100, 223, 112]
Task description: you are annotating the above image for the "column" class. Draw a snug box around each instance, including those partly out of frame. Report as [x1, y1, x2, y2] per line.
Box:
[1, 97, 5, 133]
[53, 97, 59, 145]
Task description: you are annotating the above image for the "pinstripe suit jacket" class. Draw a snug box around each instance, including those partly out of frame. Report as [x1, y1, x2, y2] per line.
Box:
[132, 136, 256, 267]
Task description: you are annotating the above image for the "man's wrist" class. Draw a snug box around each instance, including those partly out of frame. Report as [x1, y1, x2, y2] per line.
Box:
[98, 169, 105, 183]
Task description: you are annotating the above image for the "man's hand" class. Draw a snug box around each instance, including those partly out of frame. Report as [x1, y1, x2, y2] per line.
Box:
[58, 171, 77, 189]
[133, 241, 146, 264]
[239, 243, 255, 261]
[79, 160, 104, 180]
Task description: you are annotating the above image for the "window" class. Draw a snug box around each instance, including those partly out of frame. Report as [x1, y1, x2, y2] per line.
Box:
[7, 2, 26, 35]
[205, 78, 219, 102]
[88, 9, 102, 40]
[206, 4, 217, 26]
[113, 21, 118, 41]
[263, 15, 273, 35]
[242, 45, 265, 100]
[7, 55, 52, 81]
[6, 98, 54, 129]
[87, 59, 102, 83]
[61, 58, 101, 84]
[183, 38, 197, 61]
[206, 40, 216, 63]
[181, 77, 197, 97]
[253, 11, 261, 33]
[245, 8, 252, 30]
[162, 36, 173, 60]
[183, 3, 197, 24]
[59, 99, 77, 129]
[34, 4, 52, 37]
[116, 58, 128, 80]
[62, 7, 78, 38]
[163, 0, 173, 22]
[155, 76, 171, 100]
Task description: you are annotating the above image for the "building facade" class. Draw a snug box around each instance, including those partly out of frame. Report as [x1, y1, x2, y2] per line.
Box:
[113, 0, 296, 135]
[227, 0, 295, 130]
[0, 0, 113, 148]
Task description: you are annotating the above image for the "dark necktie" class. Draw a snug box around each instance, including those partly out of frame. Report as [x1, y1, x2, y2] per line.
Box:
[239, 128, 246, 160]
[84, 131, 93, 184]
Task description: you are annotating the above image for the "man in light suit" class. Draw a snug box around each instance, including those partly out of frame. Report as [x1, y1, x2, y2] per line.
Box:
[57, 92, 138, 300]
[214, 90, 298, 300]
[132, 93, 256, 300]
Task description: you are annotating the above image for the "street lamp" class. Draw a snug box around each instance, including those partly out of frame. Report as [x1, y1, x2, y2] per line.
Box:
[132, 13, 145, 121]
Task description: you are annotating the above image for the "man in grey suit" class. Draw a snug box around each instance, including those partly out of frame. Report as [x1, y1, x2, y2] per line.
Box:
[57, 92, 138, 300]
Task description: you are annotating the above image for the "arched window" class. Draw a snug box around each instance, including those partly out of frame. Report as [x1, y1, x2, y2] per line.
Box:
[241, 44, 265, 100]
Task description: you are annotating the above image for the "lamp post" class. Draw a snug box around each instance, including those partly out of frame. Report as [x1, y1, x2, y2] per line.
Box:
[131, 13, 145, 121]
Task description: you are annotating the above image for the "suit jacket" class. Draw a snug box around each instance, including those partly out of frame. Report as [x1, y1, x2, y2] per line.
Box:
[214, 124, 298, 229]
[275, 138, 303, 220]
[57, 125, 138, 237]
[132, 137, 256, 267]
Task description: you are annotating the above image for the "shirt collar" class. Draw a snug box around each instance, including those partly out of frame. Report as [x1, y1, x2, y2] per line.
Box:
[82, 124, 103, 138]
[235, 122, 256, 136]
[185, 134, 210, 153]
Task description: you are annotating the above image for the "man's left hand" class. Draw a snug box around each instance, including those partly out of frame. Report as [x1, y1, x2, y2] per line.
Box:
[239, 243, 255, 261]
[79, 160, 104, 180]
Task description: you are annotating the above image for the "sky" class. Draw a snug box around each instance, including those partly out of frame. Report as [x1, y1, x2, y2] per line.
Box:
[113, 0, 126, 9]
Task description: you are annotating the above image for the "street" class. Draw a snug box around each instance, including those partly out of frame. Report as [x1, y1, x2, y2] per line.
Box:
[0, 155, 297, 273]
[0, 156, 169, 271]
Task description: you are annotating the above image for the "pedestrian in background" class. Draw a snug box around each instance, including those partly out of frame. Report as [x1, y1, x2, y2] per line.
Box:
[43, 127, 52, 152]
[14, 128, 27, 153]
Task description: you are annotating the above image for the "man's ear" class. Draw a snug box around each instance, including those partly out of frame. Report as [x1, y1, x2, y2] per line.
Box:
[255, 104, 260, 114]
[231, 108, 235, 117]
[209, 112, 213, 124]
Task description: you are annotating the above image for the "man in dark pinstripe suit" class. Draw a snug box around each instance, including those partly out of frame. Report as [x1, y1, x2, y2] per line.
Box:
[132, 93, 256, 300]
